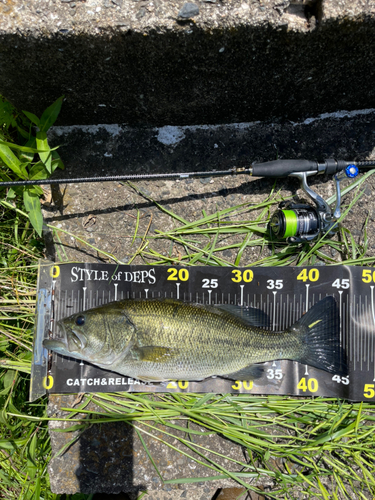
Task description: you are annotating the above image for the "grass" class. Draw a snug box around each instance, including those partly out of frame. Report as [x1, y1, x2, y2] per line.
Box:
[123, 174, 374, 268]
[0, 200, 87, 500]
[60, 393, 375, 498]
[1, 165, 375, 499]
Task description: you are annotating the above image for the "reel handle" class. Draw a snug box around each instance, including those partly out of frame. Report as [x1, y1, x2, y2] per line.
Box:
[333, 164, 359, 219]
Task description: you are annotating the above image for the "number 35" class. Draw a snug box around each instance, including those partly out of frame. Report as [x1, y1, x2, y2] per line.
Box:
[267, 280, 283, 290]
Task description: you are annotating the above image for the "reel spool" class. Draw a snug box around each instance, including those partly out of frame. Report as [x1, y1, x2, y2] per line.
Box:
[270, 203, 321, 243]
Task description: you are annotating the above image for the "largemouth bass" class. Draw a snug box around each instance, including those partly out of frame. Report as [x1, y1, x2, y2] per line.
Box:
[43, 296, 346, 382]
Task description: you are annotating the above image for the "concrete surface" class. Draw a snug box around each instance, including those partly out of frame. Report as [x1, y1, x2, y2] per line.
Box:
[44, 109, 375, 265]
[0, 1, 375, 125]
[47, 396, 246, 496]
[44, 110, 375, 496]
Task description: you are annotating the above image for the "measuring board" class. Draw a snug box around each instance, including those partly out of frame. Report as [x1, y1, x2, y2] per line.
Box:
[31, 261, 375, 401]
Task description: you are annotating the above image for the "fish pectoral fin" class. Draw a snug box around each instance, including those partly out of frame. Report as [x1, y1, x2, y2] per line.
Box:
[130, 345, 180, 363]
[221, 364, 264, 381]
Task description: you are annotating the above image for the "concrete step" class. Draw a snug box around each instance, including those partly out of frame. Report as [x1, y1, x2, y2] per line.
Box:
[44, 112, 375, 496]
[0, 0, 374, 126]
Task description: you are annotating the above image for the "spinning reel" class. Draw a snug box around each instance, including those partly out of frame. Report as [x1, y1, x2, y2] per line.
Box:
[268, 164, 359, 243]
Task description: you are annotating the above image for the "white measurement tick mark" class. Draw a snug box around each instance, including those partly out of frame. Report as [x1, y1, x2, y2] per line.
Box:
[114, 283, 118, 301]
[305, 284, 310, 310]
[144, 289, 149, 299]
[338, 290, 343, 344]
[240, 285, 244, 307]
[208, 290, 212, 305]
[371, 287, 375, 381]
[176, 283, 180, 300]
[50, 280, 56, 335]
[303, 287, 310, 377]
[273, 291, 277, 329]
[83, 287, 87, 311]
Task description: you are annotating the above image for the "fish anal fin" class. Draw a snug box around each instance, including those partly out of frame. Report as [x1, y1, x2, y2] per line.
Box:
[221, 364, 264, 381]
[136, 375, 168, 383]
[131, 345, 180, 363]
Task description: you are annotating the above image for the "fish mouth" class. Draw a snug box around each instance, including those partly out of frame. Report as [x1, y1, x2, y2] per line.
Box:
[42, 320, 68, 354]
[43, 338, 68, 353]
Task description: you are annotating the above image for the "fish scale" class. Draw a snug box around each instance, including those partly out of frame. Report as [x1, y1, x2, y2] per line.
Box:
[44, 296, 344, 383]
[113, 300, 286, 380]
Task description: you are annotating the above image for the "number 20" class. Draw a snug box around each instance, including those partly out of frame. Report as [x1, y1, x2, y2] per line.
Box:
[167, 268, 189, 281]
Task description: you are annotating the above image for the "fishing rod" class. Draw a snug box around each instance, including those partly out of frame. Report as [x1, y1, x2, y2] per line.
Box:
[1, 157, 375, 243]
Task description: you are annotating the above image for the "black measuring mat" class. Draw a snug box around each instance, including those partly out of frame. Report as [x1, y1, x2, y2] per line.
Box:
[31, 263, 375, 401]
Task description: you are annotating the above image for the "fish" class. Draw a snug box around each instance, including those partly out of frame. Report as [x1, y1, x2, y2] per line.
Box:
[43, 296, 347, 383]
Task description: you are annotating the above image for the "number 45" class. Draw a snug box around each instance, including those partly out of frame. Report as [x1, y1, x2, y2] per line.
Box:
[332, 279, 349, 289]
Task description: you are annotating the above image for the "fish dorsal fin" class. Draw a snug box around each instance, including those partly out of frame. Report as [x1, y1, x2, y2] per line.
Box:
[221, 363, 264, 381]
[135, 298, 270, 328]
[130, 345, 180, 363]
[214, 304, 271, 328]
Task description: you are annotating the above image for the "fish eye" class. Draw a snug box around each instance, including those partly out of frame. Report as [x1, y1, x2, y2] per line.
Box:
[75, 316, 85, 326]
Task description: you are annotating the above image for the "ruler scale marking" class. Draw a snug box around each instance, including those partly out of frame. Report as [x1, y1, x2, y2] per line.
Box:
[40, 264, 375, 400]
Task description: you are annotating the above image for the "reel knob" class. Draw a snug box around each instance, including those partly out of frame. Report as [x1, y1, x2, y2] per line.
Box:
[345, 164, 359, 178]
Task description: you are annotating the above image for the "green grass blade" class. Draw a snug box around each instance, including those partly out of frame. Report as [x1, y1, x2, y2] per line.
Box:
[134, 427, 164, 483]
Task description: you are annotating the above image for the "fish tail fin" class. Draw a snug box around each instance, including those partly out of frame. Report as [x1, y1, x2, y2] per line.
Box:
[292, 296, 347, 376]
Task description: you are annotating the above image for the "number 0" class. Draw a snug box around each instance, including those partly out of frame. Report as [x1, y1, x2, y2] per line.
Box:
[179, 269, 189, 281]
[308, 378, 318, 392]
[50, 266, 60, 278]
[309, 269, 319, 282]
[243, 270, 253, 282]
[42, 375, 54, 390]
